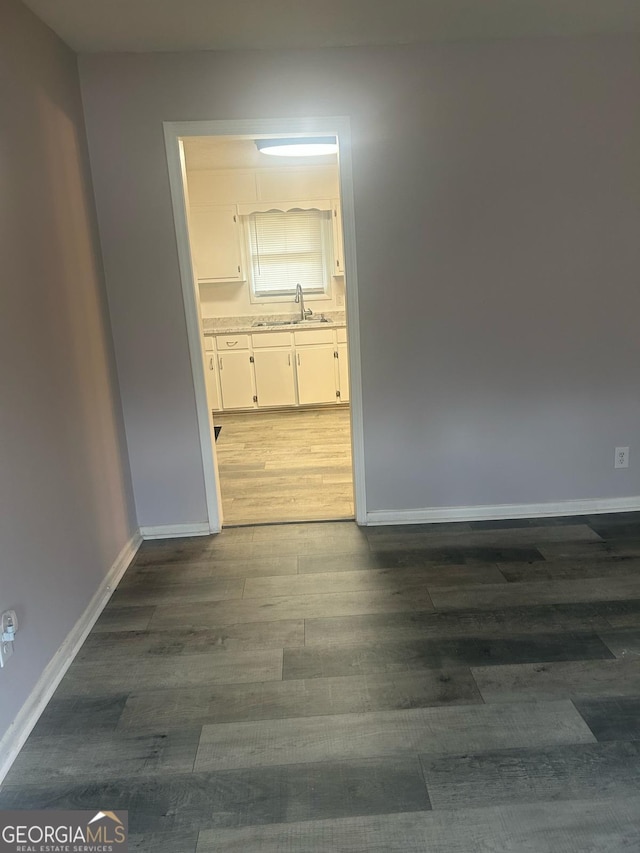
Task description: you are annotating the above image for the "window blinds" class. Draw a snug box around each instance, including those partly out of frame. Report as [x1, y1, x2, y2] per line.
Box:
[246, 209, 331, 296]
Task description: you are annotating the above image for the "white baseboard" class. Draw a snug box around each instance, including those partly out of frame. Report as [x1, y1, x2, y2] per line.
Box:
[139, 522, 212, 540]
[0, 531, 142, 785]
[365, 496, 640, 526]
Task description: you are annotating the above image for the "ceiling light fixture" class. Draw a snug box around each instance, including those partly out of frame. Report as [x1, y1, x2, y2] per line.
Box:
[256, 137, 338, 157]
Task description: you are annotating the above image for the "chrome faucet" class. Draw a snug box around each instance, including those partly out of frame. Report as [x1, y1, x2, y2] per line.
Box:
[295, 283, 313, 321]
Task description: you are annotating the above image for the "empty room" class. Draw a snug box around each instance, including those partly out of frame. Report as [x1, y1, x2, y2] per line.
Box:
[2, 0, 640, 850]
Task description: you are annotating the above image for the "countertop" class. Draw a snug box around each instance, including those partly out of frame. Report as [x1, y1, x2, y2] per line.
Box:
[203, 312, 346, 335]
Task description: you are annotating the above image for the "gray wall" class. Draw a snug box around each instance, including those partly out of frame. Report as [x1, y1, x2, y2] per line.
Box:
[0, 0, 136, 743]
[78, 36, 640, 522]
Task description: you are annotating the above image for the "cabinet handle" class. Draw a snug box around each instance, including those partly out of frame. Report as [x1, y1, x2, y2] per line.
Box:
[288, 353, 291, 366]
[209, 357, 213, 370]
[297, 353, 301, 366]
[219, 357, 223, 370]
[226, 341, 238, 347]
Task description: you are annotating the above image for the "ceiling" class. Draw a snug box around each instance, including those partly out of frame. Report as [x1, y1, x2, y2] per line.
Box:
[23, 0, 640, 53]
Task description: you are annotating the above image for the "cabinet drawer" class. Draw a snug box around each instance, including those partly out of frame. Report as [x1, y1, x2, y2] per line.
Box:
[294, 329, 335, 346]
[252, 332, 293, 348]
[336, 327, 347, 344]
[216, 334, 250, 350]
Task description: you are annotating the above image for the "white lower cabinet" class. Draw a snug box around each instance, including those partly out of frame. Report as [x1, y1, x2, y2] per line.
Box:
[337, 343, 350, 403]
[211, 327, 348, 411]
[204, 350, 221, 413]
[296, 345, 339, 405]
[253, 348, 296, 407]
[218, 350, 255, 410]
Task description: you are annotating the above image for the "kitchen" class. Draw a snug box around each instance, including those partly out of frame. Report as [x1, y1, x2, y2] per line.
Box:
[182, 135, 354, 525]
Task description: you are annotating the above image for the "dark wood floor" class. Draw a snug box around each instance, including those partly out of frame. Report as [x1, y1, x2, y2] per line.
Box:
[3, 513, 640, 851]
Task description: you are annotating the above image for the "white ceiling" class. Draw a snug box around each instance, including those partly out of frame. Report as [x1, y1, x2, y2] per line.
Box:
[23, 0, 640, 53]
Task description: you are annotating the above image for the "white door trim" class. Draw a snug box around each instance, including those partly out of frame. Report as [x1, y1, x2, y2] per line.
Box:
[164, 130, 222, 532]
[163, 117, 366, 529]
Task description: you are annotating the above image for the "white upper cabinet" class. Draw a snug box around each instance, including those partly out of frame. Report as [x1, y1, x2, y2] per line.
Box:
[189, 204, 244, 283]
[256, 166, 339, 203]
[186, 164, 340, 283]
[187, 170, 257, 206]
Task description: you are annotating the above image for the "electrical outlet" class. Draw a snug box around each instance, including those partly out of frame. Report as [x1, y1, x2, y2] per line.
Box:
[0, 610, 17, 667]
[615, 446, 630, 469]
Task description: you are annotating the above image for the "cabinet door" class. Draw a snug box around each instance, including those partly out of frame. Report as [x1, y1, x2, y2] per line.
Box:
[189, 204, 244, 282]
[254, 348, 296, 408]
[296, 345, 338, 405]
[204, 351, 222, 412]
[337, 343, 350, 403]
[332, 199, 345, 276]
[218, 351, 255, 410]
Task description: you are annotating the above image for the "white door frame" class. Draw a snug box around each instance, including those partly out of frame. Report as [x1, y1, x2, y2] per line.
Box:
[163, 117, 367, 531]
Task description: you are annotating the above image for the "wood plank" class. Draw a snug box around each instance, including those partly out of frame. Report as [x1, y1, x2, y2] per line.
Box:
[130, 831, 198, 853]
[367, 524, 600, 552]
[430, 575, 640, 611]
[0, 758, 429, 831]
[594, 599, 640, 628]
[367, 545, 546, 563]
[148, 589, 436, 630]
[92, 606, 155, 633]
[250, 521, 365, 546]
[30, 694, 128, 736]
[196, 796, 640, 853]
[598, 628, 640, 660]
[282, 633, 613, 680]
[497, 556, 640, 582]
[194, 701, 595, 771]
[472, 658, 640, 703]
[118, 668, 483, 731]
[421, 741, 640, 809]
[5, 730, 200, 785]
[110, 577, 245, 606]
[61, 649, 283, 695]
[77, 621, 304, 662]
[298, 552, 384, 574]
[123, 554, 299, 580]
[574, 697, 640, 741]
[304, 603, 611, 647]
[244, 565, 507, 600]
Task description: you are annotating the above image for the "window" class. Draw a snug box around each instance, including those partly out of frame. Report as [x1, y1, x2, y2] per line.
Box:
[245, 208, 332, 299]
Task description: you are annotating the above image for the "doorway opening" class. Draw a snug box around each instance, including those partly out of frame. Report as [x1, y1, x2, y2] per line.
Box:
[165, 120, 365, 529]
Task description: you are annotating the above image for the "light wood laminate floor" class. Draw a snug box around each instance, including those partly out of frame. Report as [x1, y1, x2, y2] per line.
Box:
[214, 407, 354, 525]
[3, 515, 640, 851]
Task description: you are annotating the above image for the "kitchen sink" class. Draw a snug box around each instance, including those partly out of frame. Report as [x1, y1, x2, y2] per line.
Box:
[252, 317, 332, 327]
